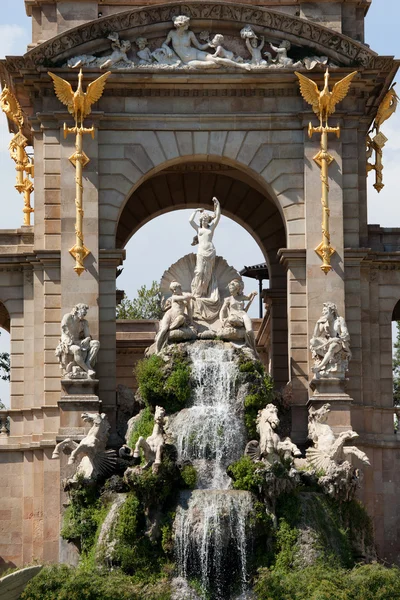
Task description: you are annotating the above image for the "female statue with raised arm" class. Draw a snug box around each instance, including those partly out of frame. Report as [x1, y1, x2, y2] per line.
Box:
[189, 197, 221, 298]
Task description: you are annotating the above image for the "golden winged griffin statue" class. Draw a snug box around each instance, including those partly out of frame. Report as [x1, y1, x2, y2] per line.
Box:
[48, 69, 111, 275]
[295, 68, 357, 274]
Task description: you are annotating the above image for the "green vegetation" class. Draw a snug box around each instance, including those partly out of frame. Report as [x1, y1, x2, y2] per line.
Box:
[128, 406, 154, 448]
[61, 479, 108, 555]
[20, 564, 172, 600]
[180, 464, 197, 489]
[254, 563, 400, 600]
[237, 354, 275, 439]
[116, 281, 163, 320]
[227, 456, 266, 495]
[135, 350, 191, 413]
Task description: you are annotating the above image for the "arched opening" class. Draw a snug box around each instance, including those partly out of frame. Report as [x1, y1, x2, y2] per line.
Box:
[116, 160, 286, 288]
[112, 159, 288, 398]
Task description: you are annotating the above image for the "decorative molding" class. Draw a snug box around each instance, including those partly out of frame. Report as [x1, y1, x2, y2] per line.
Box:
[6, 2, 394, 73]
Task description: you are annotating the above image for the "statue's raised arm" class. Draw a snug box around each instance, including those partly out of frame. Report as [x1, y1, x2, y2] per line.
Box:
[210, 197, 221, 232]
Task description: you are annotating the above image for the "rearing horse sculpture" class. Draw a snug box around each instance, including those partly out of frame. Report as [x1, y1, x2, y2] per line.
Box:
[133, 405, 167, 473]
[52, 412, 116, 488]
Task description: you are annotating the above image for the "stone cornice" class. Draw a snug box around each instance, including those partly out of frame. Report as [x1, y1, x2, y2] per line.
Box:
[11, 2, 395, 72]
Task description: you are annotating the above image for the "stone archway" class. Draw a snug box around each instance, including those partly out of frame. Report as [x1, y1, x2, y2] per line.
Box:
[114, 158, 288, 387]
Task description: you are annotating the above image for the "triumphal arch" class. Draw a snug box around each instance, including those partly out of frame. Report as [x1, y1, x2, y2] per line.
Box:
[0, 0, 399, 568]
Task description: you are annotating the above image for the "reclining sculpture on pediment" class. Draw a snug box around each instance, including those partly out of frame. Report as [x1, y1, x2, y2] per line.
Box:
[65, 17, 338, 72]
[55, 303, 100, 379]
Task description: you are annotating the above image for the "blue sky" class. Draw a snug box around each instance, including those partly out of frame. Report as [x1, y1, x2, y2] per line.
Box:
[0, 1, 399, 403]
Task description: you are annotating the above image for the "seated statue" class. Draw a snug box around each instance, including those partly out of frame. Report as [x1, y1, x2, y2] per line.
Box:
[55, 303, 100, 379]
[153, 281, 196, 354]
[218, 278, 258, 354]
[310, 302, 351, 379]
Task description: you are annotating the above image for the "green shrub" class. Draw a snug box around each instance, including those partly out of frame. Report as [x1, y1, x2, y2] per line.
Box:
[254, 563, 400, 600]
[135, 351, 191, 414]
[61, 481, 107, 555]
[180, 464, 197, 489]
[128, 406, 155, 448]
[227, 456, 266, 495]
[21, 565, 172, 600]
[237, 354, 275, 439]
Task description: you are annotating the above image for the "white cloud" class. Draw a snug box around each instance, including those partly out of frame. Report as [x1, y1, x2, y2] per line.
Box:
[0, 24, 30, 57]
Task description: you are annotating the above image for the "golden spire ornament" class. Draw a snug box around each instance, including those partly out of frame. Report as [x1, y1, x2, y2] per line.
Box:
[48, 69, 111, 275]
[366, 84, 398, 193]
[295, 68, 357, 274]
[0, 86, 34, 226]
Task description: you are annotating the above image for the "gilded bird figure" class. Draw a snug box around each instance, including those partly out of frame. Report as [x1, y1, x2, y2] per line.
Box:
[48, 69, 111, 128]
[0, 86, 24, 129]
[372, 83, 399, 133]
[295, 68, 358, 128]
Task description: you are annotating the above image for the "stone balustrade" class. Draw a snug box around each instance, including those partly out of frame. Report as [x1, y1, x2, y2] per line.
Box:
[0, 410, 10, 437]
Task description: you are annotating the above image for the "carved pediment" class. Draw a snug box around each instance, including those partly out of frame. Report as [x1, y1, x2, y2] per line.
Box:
[11, 2, 391, 73]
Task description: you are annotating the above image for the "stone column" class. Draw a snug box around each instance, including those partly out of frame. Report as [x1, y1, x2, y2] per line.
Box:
[278, 249, 308, 444]
[262, 288, 288, 389]
[303, 119, 352, 435]
[59, 118, 101, 436]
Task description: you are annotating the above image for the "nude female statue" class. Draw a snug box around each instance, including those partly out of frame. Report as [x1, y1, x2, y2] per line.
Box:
[155, 281, 195, 354]
[162, 15, 250, 70]
[189, 197, 221, 299]
[219, 279, 258, 354]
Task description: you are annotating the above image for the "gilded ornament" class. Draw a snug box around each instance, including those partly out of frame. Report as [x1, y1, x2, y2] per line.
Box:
[48, 69, 111, 275]
[0, 86, 34, 226]
[295, 68, 357, 274]
[366, 84, 398, 192]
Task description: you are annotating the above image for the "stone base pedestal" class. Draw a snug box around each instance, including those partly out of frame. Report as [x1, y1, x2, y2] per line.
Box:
[58, 379, 101, 438]
[309, 377, 353, 435]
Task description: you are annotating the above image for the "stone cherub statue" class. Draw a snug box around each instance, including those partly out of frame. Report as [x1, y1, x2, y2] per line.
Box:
[240, 25, 268, 66]
[245, 403, 302, 465]
[306, 403, 370, 501]
[153, 281, 196, 354]
[219, 278, 258, 354]
[55, 303, 100, 379]
[68, 32, 133, 69]
[52, 412, 116, 489]
[310, 302, 351, 379]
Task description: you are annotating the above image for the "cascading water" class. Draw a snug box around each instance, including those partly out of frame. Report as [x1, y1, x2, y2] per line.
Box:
[170, 342, 254, 599]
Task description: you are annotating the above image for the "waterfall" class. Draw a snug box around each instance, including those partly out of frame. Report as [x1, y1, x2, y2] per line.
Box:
[170, 343, 246, 489]
[170, 342, 254, 599]
[175, 490, 253, 599]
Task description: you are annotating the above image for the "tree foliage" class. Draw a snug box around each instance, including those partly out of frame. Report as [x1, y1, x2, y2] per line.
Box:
[116, 281, 163, 320]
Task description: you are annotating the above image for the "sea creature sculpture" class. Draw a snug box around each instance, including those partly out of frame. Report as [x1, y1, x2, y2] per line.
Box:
[245, 403, 301, 465]
[306, 404, 370, 501]
[52, 412, 116, 488]
[131, 406, 168, 473]
[295, 68, 357, 128]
